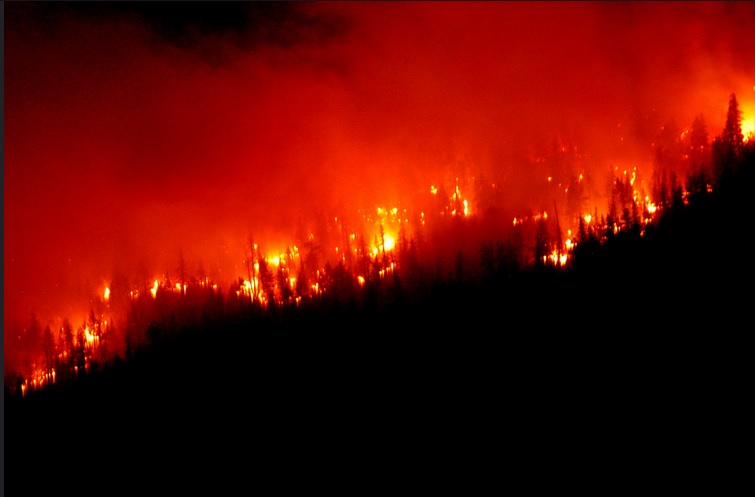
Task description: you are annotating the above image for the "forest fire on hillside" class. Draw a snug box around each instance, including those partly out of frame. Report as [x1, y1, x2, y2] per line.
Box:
[5, 2, 755, 394]
[0, 160, 688, 395]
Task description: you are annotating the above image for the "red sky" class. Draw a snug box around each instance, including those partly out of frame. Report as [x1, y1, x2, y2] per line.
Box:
[4, 2, 755, 333]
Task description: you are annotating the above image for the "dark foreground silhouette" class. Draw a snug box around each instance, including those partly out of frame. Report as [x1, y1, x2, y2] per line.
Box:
[5, 253, 749, 492]
[6, 155, 753, 493]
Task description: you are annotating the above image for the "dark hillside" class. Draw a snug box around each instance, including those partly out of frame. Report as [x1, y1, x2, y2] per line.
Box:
[6, 157, 753, 493]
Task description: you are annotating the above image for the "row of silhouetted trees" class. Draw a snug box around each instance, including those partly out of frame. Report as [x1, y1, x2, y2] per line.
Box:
[6, 93, 754, 397]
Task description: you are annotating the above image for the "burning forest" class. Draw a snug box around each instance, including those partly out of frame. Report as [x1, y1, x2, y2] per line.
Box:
[4, 2, 755, 491]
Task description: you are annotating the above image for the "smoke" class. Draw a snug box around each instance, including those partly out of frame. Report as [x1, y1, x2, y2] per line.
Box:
[4, 2, 755, 333]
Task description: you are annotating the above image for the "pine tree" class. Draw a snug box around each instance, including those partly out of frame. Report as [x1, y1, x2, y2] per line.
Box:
[42, 325, 55, 386]
[713, 93, 744, 187]
[22, 313, 43, 378]
[688, 113, 709, 168]
[59, 317, 75, 380]
[722, 93, 744, 158]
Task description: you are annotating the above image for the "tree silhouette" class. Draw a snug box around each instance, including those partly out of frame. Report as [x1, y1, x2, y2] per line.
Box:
[339, 217, 353, 271]
[301, 235, 324, 283]
[686, 113, 709, 170]
[88, 306, 103, 363]
[651, 165, 670, 212]
[177, 248, 187, 295]
[277, 263, 293, 304]
[566, 174, 588, 228]
[74, 324, 87, 375]
[572, 215, 600, 270]
[330, 259, 356, 304]
[378, 223, 388, 269]
[244, 234, 256, 301]
[256, 248, 275, 304]
[42, 324, 55, 385]
[58, 317, 76, 380]
[357, 234, 371, 283]
[534, 214, 551, 266]
[686, 162, 709, 205]
[713, 93, 744, 186]
[22, 312, 43, 379]
[722, 93, 744, 159]
[295, 268, 309, 300]
[196, 261, 208, 287]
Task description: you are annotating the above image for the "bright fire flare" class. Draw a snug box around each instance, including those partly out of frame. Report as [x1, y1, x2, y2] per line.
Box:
[545, 249, 568, 266]
[383, 235, 395, 252]
[646, 196, 657, 214]
[742, 117, 755, 142]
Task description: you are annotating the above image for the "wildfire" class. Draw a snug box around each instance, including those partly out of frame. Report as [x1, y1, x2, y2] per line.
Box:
[0, 145, 701, 397]
[545, 249, 568, 267]
[20, 368, 56, 397]
[451, 179, 471, 217]
[430, 180, 472, 217]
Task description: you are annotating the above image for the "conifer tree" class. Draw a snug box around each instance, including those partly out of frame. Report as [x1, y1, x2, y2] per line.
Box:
[713, 93, 744, 187]
[723, 93, 744, 158]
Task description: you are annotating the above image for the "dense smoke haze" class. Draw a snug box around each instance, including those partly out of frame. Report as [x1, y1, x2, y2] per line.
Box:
[5, 1, 755, 337]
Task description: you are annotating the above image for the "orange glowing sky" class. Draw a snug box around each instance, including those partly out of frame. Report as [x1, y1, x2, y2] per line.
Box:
[4, 2, 755, 332]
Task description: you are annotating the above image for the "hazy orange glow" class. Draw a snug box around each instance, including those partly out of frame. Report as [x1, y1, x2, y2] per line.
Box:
[743, 117, 755, 142]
